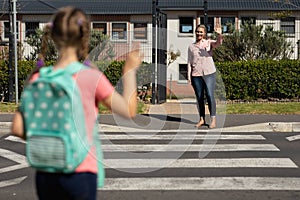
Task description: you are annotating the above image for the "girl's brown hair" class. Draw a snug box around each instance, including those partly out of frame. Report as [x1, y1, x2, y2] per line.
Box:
[49, 6, 90, 61]
[26, 7, 91, 84]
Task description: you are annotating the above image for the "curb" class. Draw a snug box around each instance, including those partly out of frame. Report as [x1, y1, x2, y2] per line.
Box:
[2, 122, 300, 134]
[223, 122, 300, 133]
[0, 122, 11, 135]
[99, 122, 300, 133]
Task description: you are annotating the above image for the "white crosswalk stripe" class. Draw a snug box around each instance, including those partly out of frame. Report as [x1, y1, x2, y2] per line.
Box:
[101, 134, 265, 140]
[3, 133, 300, 191]
[101, 143, 279, 152]
[103, 158, 298, 169]
[101, 177, 300, 191]
[99, 132, 299, 191]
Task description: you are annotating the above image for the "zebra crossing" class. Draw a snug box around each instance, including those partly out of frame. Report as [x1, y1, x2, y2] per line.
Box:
[98, 130, 300, 191]
[3, 130, 300, 191]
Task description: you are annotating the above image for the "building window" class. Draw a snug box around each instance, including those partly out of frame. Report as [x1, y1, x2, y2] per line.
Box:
[25, 22, 39, 37]
[133, 23, 147, 40]
[92, 23, 107, 35]
[200, 17, 214, 33]
[221, 17, 235, 33]
[241, 17, 256, 26]
[179, 64, 188, 80]
[263, 21, 275, 30]
[3, 21, 19, 40]
[112, 23, 127, 40]
[179, 17, 194, 34]
[281, 17, 295, 36]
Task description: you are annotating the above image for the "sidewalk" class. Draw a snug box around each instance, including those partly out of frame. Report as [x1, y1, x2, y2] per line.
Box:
[1, 98, 300, 134]
[148, 98, 204, 115]
[101, 98, 300, 133]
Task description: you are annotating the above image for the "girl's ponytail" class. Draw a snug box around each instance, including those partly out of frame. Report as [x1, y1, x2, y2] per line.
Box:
[25, 23, 52, 85]
[37, 23, 52, 68]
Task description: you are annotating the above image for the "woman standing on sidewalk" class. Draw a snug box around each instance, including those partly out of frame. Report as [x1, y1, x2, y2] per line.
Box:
[187, 22, 223, 128]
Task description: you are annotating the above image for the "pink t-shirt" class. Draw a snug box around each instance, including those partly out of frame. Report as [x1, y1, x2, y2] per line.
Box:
[187, 35, 223, 80]
[31, 66, 114, 174]
[74, 68, 114, 173]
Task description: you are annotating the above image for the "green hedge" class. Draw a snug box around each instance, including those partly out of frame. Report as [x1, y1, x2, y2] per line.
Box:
[0, 60, 152, 101]
[0, 60, 35, 101]
[99, 61, 152, 93]
[0, 60, 53, 101]
[216, 60, 300, 100]
[1, 60, 299, 102]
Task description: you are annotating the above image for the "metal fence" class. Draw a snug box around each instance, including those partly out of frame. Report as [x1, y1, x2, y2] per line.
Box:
[0, 31, 152, 64]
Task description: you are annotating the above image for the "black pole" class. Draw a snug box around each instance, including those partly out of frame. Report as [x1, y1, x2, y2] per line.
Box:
[151, 0, 157, 104]
[297, 40, 300, 60]
[8, 0, 14, 102]
[204, 0, 208, 30]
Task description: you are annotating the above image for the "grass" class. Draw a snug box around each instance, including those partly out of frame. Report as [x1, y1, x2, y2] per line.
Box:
[0, 102, 18, 113]
[98, 102, 148, 114]
[0, 102, 148, 114]
[1, 101, 299, 115]
[225, 102, 300, 115]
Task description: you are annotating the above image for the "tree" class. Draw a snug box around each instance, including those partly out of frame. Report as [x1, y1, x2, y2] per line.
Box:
[259, 26, 293, 59]
[212, 30, 244, 62]
[167, 45, 181, 66]
[213, 22, 293, 61]
[25, 28, 57, 61]
[25, 28, 115, 64]
[88, 29, 115, 67]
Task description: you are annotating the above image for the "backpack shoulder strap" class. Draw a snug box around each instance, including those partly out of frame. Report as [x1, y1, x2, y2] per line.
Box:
[64, 62, 87, 75]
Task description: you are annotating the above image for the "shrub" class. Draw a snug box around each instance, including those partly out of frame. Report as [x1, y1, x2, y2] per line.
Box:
[216, 59, 300, 100]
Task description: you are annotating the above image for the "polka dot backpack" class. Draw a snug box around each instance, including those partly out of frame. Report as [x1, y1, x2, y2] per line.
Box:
[20, 62, 90, 173]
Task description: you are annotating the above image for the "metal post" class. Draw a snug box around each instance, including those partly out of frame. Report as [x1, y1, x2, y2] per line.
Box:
[297, 40, 300, 60]
[151, 0, 157, 104]
[12, 0, 18, 104]
[169, 74, 172, 100]
[8, 0, 14, 102]
[204, 0, 208, 34]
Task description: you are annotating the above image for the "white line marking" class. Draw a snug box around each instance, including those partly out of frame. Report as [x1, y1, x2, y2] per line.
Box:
[0, 148, 27, 164]
[99, 125, 204, 133]
[102, 144, 279, 152]
[99, 123, 276, 133]
[0, 148, 29, 173]
[6, 132, 266, 141]
[5, 135, 26, 144]
[2, 122, 300, 133]
[286, 134, 300, 142]
[0, 164, 29, 174]
[103, 158, 298, 169]
[0, 176, 27, 188]
[101, 134, 265, 140]
[99, 177, 300, 191]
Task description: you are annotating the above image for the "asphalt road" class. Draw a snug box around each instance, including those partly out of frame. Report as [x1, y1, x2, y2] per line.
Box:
[1, 128, 300, 200]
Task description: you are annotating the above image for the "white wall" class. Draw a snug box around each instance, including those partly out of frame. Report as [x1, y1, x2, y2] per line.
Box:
[165, 11, 197, 83]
